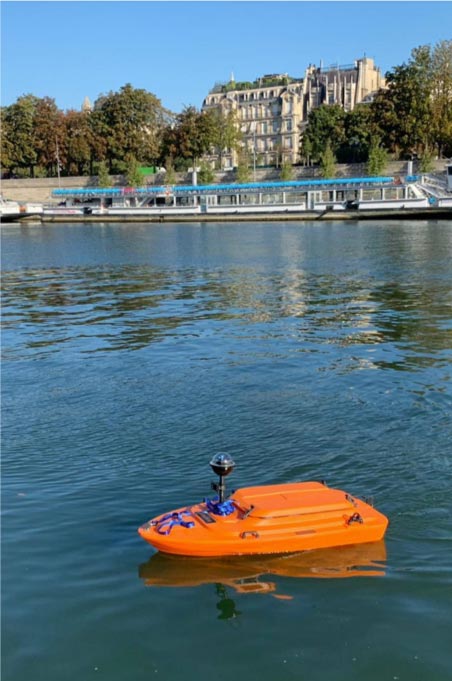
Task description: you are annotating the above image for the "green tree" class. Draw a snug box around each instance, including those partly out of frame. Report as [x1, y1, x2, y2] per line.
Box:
[125, 154, 143, 186]
[96, 160, 112, 187]
[33, 97, 65, 176]
[301, 105, 346, 162]
[367, 139, 388, 176]
[0, 107, 15, 174]
[174, 106, 216, 167]
[320, 142, 336, 178]
[210, 108, 242, 169]
[370, 45, 432, 158]
[339, 105, 375, 163]
[280, 160, 294, 181]
[274, 142, 284, 169]
[93, 84, 168, 172]
[430, 40, 452, 157]
[236, 149, 251, 183]
[64, 109, 93, 175]
[1, 95, 38, 176]
[299, 135, 312, 167]
[198, 161, 215, 184]
[164, 159, 177, 185]
[418, 147, 434, 173]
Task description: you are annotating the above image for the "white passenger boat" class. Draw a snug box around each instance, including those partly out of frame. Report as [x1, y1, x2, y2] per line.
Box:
[0, 196, 43, 222]
[44, 175, 452, 221]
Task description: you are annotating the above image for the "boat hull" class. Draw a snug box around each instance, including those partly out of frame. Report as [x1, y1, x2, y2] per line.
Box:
[138, 482, 388, 557]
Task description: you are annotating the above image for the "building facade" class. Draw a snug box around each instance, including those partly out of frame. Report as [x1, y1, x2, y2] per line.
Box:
[202, 57, 385, 168]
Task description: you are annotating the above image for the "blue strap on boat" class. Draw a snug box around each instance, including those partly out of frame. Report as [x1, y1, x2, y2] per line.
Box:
[205, 497, 236, 516]
[154, 509, 195, 535]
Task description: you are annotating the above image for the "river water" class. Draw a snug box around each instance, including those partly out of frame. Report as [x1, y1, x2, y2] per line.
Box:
[2, 220, 452, 681]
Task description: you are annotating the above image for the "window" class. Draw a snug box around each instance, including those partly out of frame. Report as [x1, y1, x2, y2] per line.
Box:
[286, 120, 292, 132]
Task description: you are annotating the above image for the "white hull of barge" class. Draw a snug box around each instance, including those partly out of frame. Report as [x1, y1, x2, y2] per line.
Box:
[86, 197, 431, 218]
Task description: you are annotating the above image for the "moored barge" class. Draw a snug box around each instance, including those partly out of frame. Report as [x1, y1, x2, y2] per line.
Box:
[43, 175, 452, 222]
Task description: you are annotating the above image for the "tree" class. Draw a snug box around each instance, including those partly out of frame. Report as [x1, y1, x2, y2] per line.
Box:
[0, 107, 15, 174]
[33, 97, 65, 176]
[280, 160, 294, 181]
[164, 159, 177, 185]
[210, 108, 242, 169]
[174, 106, 216, 167]
[418, 147, 434, 173]
[370, 45, 432, 158]
[93, 83, 168, 172]
[97, 161, 112, 187]
[299, 135, 312, 167]
[320, 142, 336, 178]
[429, 40, 452, 157]
[339, 105, 375, 163]
[235, 149, 251, 183]
[198, 161, 215, 184]
[64, 109, 93, 175]
[1, 95, 38, 176]
[366, 139, 388, 176]
[301, 104, 346, 162]
[125, 154, 143, 186]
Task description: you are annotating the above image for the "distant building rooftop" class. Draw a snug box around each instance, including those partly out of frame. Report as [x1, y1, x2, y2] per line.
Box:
[209, 73, 303, 94]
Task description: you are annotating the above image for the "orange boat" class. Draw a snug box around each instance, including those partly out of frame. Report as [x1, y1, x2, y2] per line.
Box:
[138, 454, 388, 557]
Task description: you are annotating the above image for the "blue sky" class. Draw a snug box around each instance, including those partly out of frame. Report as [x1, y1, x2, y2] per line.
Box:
[2, 1, 451, 114]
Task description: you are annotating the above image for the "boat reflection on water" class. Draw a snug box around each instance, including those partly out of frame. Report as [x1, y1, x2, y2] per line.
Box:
[138, 541, 387, 598]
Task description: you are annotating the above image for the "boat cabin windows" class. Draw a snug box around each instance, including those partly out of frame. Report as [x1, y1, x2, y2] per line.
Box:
[362, 188, 383, 201]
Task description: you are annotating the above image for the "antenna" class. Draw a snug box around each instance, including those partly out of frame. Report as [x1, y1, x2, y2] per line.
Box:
[210, 453, 235, 503]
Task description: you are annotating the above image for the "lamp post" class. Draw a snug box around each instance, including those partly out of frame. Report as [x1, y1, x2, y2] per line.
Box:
[55, 137, 61, 188]
[251, 122, 256, 182]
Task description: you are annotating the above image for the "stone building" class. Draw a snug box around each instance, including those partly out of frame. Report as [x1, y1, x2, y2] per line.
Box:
[202, 57, 385, 168]
[203, 74, 304, 169]
[302, 57, 385, 118]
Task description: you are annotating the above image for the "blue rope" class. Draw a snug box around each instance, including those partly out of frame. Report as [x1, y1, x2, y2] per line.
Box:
[154, 509, 195, 535]
[205, 497, 236, 516]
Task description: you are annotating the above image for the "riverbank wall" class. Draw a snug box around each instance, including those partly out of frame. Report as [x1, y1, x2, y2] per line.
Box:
[2, 161, 447, 204]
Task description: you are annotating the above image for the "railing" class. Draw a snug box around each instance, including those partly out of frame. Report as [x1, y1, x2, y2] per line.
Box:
[52, 177, 402, 200]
